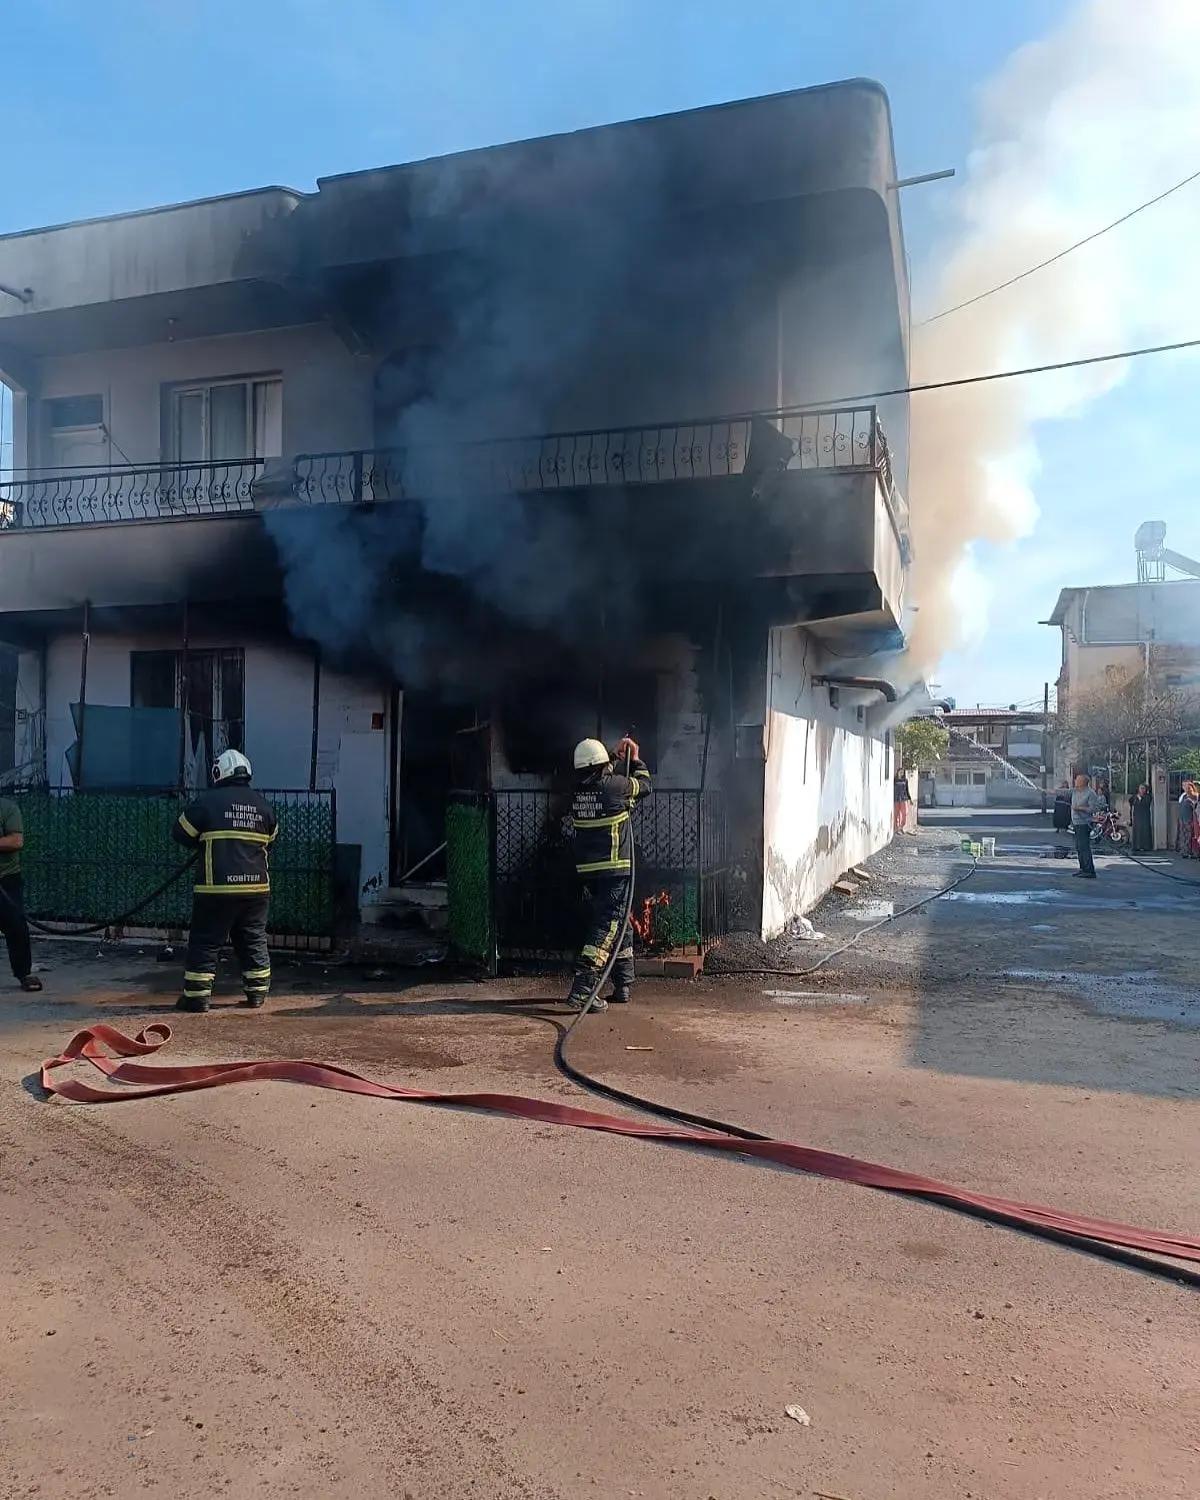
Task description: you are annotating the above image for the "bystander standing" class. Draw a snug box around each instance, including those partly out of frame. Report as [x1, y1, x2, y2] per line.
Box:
[1070, 773, 1100, 879]
[0, 797, 42, 992]
[893, 766, 911, 834]
[1177, 781, 1197, 858]
[1129, 783, 1153, 853]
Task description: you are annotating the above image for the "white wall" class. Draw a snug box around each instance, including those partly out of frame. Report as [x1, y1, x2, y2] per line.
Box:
[31, 323, 373, 467]
[760, 625, 893, 938]
[39, 628, 392, 905]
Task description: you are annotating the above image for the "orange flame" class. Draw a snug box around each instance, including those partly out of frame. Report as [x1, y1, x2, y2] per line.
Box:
[630, 889, 671, 946]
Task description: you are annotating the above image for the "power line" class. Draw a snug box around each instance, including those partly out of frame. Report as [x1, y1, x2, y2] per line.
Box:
[808, 335, 1200, 409]
[917, 166, 1200, 328]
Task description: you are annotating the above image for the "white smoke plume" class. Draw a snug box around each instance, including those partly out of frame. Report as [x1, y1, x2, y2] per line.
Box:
[907, 0, 1200, 668]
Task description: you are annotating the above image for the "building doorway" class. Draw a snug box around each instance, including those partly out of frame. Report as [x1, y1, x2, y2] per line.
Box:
[398, 693, 482, 881]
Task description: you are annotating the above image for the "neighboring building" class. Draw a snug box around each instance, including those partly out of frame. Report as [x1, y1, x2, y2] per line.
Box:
[1045, 580, 1200, 777]
[0, 80, 912, 950]
[1046, 580, 1200, 716]
[922, 708, 1051, 808]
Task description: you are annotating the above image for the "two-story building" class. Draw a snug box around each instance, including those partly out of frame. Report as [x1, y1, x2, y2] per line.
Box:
[1047, 580, 1200, 720]
[923, 708, 1051, 808]
[0, 79, 912, 953]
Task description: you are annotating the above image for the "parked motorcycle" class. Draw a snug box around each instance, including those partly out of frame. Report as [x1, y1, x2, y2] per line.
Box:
[1090, 810, 1126, 846]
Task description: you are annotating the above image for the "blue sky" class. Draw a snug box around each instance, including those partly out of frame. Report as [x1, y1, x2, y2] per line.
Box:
[7, 0, 1195, 708]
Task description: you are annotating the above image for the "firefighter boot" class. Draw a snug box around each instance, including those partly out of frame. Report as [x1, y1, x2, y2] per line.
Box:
[609, 949, 634, 1003]
[565, 971, 608, 1014]
[176, 968, 215, 1012]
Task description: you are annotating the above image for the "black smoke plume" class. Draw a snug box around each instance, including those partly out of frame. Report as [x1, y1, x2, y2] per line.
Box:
[263, 118, 804, 702]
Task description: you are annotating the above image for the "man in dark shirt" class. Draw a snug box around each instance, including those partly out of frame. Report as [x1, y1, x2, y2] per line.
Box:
[0, 796, 40, 991]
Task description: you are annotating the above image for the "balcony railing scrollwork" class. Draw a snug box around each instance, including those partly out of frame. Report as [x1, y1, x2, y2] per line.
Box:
[0, 406, 909, 560]
[293, 403, 910, 555]
[0, 458, 263, 529]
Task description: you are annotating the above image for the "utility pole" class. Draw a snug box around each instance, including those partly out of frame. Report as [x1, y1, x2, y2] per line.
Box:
[1040, 681, 1050, 815]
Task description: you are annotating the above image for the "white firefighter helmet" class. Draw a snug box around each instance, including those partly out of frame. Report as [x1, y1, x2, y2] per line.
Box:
[212, 748, 253, 784]
[573, 738, 610, 771]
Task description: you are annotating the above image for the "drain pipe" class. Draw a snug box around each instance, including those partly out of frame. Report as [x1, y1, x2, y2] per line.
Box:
[812, 675, 899, 704]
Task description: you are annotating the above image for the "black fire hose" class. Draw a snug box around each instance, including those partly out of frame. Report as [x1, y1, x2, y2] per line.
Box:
[2, 855, 199, 938]
[551, 853, 1200, 1291]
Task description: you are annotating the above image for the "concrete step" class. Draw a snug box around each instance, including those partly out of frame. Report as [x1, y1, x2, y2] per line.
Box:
[361, 880, 449, 930]
[382, 881, 448, 909]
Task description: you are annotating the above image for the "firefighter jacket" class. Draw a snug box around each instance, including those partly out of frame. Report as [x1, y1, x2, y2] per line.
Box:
[172, 780, 278, 896]
[569, 759, 651, 876]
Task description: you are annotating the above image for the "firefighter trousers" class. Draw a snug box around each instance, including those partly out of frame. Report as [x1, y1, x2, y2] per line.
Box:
[568, 875, 635, 1001]
[182, 894, 271, 1007]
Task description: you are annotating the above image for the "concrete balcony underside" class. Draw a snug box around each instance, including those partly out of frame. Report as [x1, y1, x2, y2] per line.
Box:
[0, 469, 903, 653]
[0, 191, 311, 360]
[0, 515, 282, 636]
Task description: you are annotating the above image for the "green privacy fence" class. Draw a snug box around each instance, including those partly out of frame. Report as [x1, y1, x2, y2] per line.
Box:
[445, 792, 496, 971]
[10, 787, 336, 947]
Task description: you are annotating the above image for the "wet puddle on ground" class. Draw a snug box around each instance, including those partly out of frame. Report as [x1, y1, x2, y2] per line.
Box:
[940, 887, 1192, 911]
[847, 900, 894, 922]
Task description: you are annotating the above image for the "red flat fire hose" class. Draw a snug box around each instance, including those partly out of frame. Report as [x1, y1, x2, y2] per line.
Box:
[41, 1022, 1200, 1281]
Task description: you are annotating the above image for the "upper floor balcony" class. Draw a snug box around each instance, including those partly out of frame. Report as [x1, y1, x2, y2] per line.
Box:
[0, 457, 263, 529]
[290, 403, 907, 538]
[0, 403, 908, 633]
[1, 403, 908, 543]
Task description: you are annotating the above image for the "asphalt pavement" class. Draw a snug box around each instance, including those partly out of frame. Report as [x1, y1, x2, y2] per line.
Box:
[0, 807, 1197, 1499]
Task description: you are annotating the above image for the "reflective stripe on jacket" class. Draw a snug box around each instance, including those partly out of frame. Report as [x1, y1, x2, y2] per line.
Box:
[172, 781, 279, 896]
[570, 759, 651, 875]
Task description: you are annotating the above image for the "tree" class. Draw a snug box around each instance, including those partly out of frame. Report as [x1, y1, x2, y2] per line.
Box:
[1171, 747, 1200, 780]
[1060, 666, 1198, 771]
[895, 716, 950, 770]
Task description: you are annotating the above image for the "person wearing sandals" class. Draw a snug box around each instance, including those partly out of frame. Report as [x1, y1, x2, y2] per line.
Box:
[0, 795, 41, 991]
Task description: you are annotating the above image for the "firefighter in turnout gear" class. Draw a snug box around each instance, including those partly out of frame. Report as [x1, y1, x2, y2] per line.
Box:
[565, 735, 651, 1013]
[172, 749, 278, 1013]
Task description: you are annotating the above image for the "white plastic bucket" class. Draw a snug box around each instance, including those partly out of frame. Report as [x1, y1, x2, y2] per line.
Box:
[980, 836, 996, 858]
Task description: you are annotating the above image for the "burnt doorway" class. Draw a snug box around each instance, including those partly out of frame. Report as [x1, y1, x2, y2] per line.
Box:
[398, 693, 484, 881]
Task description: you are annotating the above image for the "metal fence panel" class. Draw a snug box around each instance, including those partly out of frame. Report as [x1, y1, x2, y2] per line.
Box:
[10, 787, 335, 947]
[267, 790, 337, 943]
[483, 787, 728, 962]
[493, 790, 579, 962]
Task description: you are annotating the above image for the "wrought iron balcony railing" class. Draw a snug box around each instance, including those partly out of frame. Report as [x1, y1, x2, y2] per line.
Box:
[0, 406, 908, 553]
[0, 458, 262, 528]
[292, 404, 909, 553]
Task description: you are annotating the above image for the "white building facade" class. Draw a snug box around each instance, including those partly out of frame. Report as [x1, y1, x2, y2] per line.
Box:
[0, 82, 913, 947]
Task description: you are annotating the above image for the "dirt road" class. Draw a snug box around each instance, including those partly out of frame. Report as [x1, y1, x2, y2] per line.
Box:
[2, 810, 1198, 1499]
